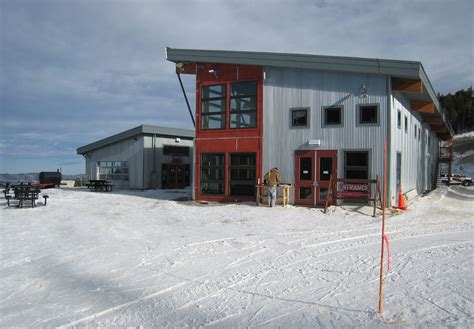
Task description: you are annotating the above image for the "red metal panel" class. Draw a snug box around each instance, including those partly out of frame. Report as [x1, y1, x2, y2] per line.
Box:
[194, 64, 263, 202]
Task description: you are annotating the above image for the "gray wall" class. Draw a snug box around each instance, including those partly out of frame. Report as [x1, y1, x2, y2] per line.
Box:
[84, 136, 144, 189]
[263, 67, 389, 203]
[142, 136, 194, 189]
[390, 91, 439, 204]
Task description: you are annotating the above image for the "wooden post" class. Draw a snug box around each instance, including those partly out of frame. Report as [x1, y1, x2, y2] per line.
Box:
[448, 142, 454, 187]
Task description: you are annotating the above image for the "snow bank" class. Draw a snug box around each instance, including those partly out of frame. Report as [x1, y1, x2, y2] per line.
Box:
[1, 186, 472, 328]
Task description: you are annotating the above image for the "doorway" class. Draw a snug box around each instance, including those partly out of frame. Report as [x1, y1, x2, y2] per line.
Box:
[162, 164, 190, 189]
[294, 150, 337, 206]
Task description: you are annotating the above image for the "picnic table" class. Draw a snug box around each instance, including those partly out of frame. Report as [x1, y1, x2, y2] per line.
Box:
[4, 184, 49, 208]
[86, 180, 114, 192]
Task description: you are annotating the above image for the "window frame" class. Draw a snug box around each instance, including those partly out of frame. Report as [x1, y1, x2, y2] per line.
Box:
[97, 161, 129, 181]
[344, 151, 370, 179]
[289, 107, 310, 129]
[200, 153, 225, 195]
[200, 84, 227, 130]
[322, 105, 344, 127]
[357, 104, 380, 126]
[230, 81, 258, 129]
[228, 153, 257, 196]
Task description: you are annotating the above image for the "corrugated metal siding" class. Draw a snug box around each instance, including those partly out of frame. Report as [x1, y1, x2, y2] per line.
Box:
[84, 137, 144, 189]
[389, 92, 439, 205]
[263, 67, 389, 203]
[142, 136, 193, 189]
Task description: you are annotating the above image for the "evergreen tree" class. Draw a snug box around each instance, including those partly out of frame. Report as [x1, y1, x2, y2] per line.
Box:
[439, 88, 473, 134]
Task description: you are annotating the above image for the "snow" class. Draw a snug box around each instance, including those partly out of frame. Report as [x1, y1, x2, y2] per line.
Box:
[1, 186, 473, 328]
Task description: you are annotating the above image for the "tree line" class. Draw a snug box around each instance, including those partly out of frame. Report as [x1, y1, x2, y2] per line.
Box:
[438, 88, 473, 134]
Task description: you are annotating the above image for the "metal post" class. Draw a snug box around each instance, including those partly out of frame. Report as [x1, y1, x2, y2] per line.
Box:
[176, 72, 196, 127]
[378, 139, 388, 314]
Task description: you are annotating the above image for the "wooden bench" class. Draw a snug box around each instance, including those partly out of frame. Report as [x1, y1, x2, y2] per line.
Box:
[256, 184, 291, 207]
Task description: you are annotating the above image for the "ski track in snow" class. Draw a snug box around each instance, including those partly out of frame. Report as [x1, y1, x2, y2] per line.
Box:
[0, 185, 473, 328]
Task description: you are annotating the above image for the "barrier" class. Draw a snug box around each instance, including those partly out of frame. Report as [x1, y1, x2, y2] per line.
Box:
[324, 173, 382, 217]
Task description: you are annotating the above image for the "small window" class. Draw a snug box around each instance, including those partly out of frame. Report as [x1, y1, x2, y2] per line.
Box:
[358, 104, 379, 125]
[414, 126, 417, 139]
[397, 110, 401, 129]
[418, 127, 421, 140]
[201, 84, 226, 130]
[290, 108, 309, 127]
[323, 106, 343, 126]
[404, 116, 408, 133]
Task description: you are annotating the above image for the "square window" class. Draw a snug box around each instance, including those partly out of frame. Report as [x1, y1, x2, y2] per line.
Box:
[290, 108, 309, 127]
[358, 104, 379, 125]
[323, 106, 343, 126]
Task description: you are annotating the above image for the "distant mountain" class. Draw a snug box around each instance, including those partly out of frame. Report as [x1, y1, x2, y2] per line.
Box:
[0, 172, 87, 184]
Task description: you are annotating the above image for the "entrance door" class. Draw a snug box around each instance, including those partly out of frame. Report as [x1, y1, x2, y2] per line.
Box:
[316, 150, 337, 206]
[295, 150, 337, 206]
[162, 164, 190, 189]
[295, 150, 315, 205]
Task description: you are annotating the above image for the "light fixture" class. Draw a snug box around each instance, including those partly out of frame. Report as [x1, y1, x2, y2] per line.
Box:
[359, 84, 368, 98]
[208, 68, 219, 78]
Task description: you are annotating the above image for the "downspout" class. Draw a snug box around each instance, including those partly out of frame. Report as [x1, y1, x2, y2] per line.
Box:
[176, 72, 196, 127]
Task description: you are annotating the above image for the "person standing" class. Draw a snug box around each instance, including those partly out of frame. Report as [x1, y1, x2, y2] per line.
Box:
[264, 167, 281, 207]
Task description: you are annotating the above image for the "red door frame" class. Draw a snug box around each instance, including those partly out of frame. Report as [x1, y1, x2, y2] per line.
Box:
[315, 150, 337, 206]
[295, 150, 337, 206]
[294, 150, 316, 206]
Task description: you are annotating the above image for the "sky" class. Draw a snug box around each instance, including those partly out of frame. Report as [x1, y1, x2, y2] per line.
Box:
[1, 0, 473, 175]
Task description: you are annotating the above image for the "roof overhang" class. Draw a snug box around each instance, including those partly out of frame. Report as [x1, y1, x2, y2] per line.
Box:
[166, 47, 454, 139]
[77, 124, 195, 155]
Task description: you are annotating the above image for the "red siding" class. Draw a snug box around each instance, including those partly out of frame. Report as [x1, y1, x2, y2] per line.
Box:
[194, 64, 263, 201]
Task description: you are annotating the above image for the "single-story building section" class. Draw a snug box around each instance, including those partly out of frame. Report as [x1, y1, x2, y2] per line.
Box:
[165, 48, 454, 207]
[77, 125, 194, 190]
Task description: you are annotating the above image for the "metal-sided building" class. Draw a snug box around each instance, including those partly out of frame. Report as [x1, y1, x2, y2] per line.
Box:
[77, 125, 194, 190]
[166, 48, 453, 206]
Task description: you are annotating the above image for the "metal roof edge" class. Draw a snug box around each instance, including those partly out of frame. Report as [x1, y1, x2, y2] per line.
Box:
[76, 124, 194, 154]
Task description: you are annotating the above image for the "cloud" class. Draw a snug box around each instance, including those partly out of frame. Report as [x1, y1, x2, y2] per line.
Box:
[1, 0, 472, 173]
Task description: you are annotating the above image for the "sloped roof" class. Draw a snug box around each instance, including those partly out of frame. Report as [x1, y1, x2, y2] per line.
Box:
[77, 124, 194, 154]
[166, 47, 453, 137]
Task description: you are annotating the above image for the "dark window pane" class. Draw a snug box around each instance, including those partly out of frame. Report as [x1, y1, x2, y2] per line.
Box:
[163, 145, 190, 156]
[346, 152, 368, 167]
[229, 153, 256, 196]
[325, 107, 341, 125]
[231, 81, 257, 97]
[201, 153, 225, 195]
[230, 112, 256, 128]
[319, 188, 328, 200]
[319, 157, 332, 181]
[346, 169, 368, 179]
[300, 157, 312, 180]
[292, 109, 308, 127]
[201, 114, 225, 129]
[201, 182, 224, 195]
[231, 97, 256, 112]
[397, 111, 401, 128]
[300, 187, 312, 199]
[359, 105, 378, 124]
[405, 116, 408, 132]
[202, 84, 225, 99]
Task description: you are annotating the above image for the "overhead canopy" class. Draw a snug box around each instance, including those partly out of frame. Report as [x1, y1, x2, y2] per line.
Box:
[166, 47, 454, 138]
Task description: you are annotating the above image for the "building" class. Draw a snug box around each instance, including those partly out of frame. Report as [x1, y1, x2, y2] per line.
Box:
[166, 48, 453, 206]
[77, 125, 194, 190]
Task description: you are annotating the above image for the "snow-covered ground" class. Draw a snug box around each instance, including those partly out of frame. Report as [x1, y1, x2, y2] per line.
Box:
[1, 186, 472, 328]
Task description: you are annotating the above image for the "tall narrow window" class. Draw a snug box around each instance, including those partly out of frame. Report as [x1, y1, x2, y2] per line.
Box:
[201, 84, 226, 130]
[397, 110, 401, 129]
[414, 125, 417, 139]
[200, 153, 225, 195]
[229, 153, 256, 196]
[358, 104, 379, 125]
[404, 115, 408, 133]
[344, 151, 369, 179]
[230, 81, 257, 128]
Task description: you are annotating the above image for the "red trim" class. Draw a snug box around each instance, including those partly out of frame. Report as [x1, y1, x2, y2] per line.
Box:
[194, 64, 263, 202]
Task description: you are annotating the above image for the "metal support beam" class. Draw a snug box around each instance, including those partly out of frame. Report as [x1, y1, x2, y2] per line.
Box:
[176, 72, 196, 128]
